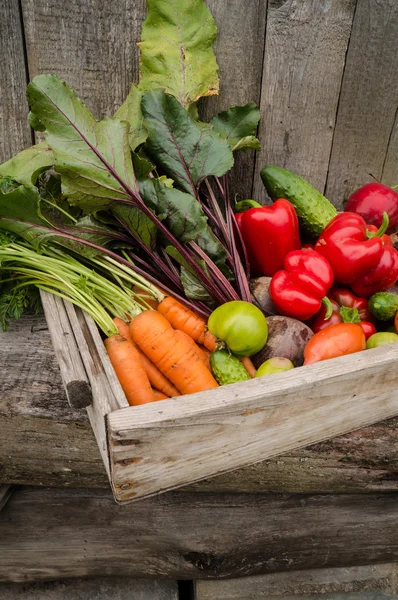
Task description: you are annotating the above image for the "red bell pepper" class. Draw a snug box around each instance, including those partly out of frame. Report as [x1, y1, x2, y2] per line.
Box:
[235, 199, 301, 277]
[315, 212, 389, 283]
[310, 288, 376, 340]
[345, 183, 398, 233]
[350, 227, 398, 297]
[270, 249, 334, 321]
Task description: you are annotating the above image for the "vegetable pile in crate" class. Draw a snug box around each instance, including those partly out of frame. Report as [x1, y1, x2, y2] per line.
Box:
[1, 0, 398, 503]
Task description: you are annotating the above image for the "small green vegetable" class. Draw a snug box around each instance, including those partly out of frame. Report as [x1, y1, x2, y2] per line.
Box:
[255, 357, 294, 377]
[369, 292, 398, 321]
[366, 332, 398, 349]
[260, 166, 337, 238]
[210, 350, 251, 385]
[208, 300, 268, 356]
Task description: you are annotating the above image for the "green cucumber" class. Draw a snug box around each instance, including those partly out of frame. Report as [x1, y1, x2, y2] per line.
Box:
[369, 292, 398, 321]
[260, 166, 337, 238]
[210, 350, 251, 386]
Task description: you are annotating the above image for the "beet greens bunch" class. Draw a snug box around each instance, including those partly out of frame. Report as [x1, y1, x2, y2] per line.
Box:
[0, 0, 261, 322]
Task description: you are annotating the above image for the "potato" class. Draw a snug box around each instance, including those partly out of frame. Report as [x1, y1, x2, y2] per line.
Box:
[250, 277, 276, 316]
[252, 315, 313, 368]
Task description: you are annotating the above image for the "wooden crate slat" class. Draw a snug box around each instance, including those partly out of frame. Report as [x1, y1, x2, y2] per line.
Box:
[79, 308, 129, 411]
[108, 344, 398, 502]
[40, 292, 92, 410]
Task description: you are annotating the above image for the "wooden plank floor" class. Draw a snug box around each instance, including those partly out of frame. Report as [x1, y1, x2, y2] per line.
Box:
[2, 487, 398, 582]
[0, 579, 178, 599]
[195, 563, 398, 599]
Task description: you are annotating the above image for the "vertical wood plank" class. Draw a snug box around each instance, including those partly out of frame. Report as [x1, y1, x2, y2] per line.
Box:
[0, 1, 32, 163]
[21, 0, 147, 119]
[252, 0, 356, 204]
[325, 0, 398, 208]
[382, 110, 398, 188]
[201, 0, 267, 200]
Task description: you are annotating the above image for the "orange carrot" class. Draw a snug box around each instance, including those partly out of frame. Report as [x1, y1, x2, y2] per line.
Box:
[239, 356, 256, 378]
[130, 311, 218, 395]
[104, 335, 154, 406]
[113, 317, 131, 340]
[113, 316, 180, 397]
[137, 349, 181, 397]
[157, 296, 218, 351]
[202, 329, 217, 352]
[175, 330, 211, 370]
[152, 388, 169, 401]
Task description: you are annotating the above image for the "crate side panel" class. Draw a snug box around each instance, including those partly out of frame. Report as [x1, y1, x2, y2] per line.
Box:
[108, 345, 398, 502]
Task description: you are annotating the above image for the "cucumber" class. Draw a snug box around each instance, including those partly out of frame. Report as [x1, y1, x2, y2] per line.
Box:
[369, 292, 398, 321]
[210, 350, 251, 386]
[260, 166, 338, 238]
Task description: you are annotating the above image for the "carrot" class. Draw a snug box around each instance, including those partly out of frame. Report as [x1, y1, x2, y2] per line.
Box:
[130, 311, 219, 395]
[113, 316, 180, 397]
[137, 349, 181, 397]
[157, 296, 218, 351]
[113, 317, 131, 340]
[104, 335, 154, 406]
[175, 330, 211, 370]
[153, 388, 169, 401]
[239, 356, 256, 378]
[202, 329, 217, 352]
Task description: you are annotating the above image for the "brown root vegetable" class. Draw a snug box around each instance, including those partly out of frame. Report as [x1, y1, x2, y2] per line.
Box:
[252, 316, 313, 368]
[250, 277, 276, 315]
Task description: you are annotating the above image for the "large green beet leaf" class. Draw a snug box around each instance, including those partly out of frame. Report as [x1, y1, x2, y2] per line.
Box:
[142, 89, 233, 197]
[138, 0, 219, 108]
[27, 75, 139, 212]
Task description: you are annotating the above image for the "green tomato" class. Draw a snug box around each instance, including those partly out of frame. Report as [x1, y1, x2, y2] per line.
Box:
[208, 301, 268, 357]
[366, 332, 398, 349]
[255, 357, 294, 377]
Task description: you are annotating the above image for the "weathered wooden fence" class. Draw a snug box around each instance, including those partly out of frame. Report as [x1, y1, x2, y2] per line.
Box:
[2, 0, 398, 207]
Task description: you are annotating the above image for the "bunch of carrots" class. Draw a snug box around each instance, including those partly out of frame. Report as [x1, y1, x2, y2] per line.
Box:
[106, 296, 222, 406]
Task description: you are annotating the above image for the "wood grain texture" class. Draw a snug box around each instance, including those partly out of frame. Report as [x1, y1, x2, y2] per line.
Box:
[108, 343, 398, 502]
[3, 487, 398, 581]
[40, 292, 92, 410]
[252, 0, 356, 204]
[195, 563, 398, 599]
[2, 314, 398, 494]
[0, 313, 109, 488]
[0, 486, 13, 512]
[382, 109, 398, 188]
[0, 0, 33, 163]
[42, 294, 131, 479]
[325, 0, 398, 208]
[0, 578, 178, 599]
[200, 0, 267, 200]
[21, 0, 146, 119]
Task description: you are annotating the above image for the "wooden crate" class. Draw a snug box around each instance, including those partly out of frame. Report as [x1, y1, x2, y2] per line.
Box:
[41, 291, 398, 505]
